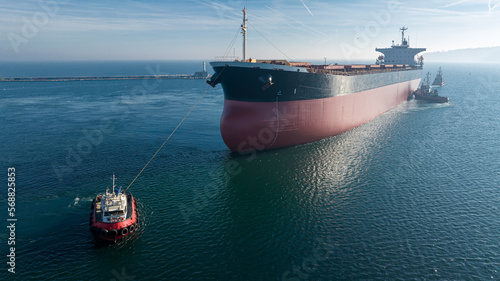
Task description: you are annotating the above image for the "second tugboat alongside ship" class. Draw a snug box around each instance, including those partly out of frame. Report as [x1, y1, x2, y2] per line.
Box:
[208, 9, 427, 151]
[90, 174, 139, 243]
[413, 72, 449, 103]
[432, 67, 445, 86]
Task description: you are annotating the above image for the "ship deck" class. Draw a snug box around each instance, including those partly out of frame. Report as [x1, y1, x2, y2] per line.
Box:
[214, 58, 421, 76]
[94, 193, 133, 223]
[266, 60, 419, 76]
[306, 65, 417, 76]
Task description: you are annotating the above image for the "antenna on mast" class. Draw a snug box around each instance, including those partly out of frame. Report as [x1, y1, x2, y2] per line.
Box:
[400, 26, 408, 45]
[241, 7, 247, 62]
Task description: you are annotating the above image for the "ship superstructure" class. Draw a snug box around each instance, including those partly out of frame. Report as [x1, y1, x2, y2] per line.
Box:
[375, 27, 426, 66]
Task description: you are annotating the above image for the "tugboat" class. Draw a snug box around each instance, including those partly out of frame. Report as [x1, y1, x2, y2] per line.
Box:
[413, 72, 449, 103]
[432, 67, 445, 87]
[89, 174, 139, 242]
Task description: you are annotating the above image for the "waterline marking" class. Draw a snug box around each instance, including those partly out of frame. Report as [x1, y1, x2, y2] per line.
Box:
[6, 167, 16, 274]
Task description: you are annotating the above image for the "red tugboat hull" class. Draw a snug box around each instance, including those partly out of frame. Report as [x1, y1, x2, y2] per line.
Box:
[413, 89, 449, 103]
[89, 193, 139, 242]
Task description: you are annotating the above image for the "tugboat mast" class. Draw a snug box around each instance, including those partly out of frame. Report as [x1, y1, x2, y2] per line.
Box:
[241, 7, 247, 62]
[425, 72, 431, 85]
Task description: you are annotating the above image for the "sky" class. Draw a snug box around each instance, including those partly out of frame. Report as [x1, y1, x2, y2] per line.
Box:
[1, 0, 499, 61]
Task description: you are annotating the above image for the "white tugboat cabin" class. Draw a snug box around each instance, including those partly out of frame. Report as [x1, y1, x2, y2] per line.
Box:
[90, 174, 139, 242]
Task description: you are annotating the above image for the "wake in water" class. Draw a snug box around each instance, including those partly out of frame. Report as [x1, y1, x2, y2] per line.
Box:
[68, 197, 80, 207]
[403, 99, 452, 113]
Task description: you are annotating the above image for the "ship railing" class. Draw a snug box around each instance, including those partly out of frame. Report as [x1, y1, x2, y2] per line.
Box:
[307, 65, 418, 76]
[214, 56, 240, 62]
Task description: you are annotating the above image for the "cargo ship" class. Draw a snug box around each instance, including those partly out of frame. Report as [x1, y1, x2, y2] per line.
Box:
[207, 9, 426, 152]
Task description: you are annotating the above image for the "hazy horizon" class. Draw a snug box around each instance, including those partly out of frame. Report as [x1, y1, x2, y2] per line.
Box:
[2, 0, 500, 62]
[2, 47, 500, 64]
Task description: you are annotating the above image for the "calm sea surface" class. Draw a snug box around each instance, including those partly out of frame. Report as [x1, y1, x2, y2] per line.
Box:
[0, 61, 499, 280]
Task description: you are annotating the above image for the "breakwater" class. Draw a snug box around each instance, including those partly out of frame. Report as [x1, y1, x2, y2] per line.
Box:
[0, 73, 210, 82]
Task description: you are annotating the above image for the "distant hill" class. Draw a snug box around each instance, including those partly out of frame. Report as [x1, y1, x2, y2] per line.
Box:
[424, 46, 500, 63]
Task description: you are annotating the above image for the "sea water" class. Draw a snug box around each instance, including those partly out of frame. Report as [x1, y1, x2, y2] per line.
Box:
[0, 61, 498, 280]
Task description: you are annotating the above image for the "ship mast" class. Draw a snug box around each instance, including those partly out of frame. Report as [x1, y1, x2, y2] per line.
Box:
[400, 26, 408, 45]
[241, 7, 247, 62]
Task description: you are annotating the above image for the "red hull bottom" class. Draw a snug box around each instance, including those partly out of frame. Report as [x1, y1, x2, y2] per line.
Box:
[221, 79, 421, 152]
[413, 90, 449, 103]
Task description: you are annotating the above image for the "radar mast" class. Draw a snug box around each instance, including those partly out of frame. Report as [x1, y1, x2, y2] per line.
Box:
[241, 8, 247, 62]
[400, 26, 408, 46]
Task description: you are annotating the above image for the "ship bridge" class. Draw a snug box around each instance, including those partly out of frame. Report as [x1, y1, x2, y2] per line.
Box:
[376, 27, 426, 67]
